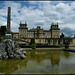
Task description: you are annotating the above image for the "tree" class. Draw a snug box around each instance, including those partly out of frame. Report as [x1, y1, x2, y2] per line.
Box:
[0, 26, 6, 36]
[30, 38, 36, 50]
[30, 44, 36, 50]
[30, 38, 35, 45]
[74, 35, 75, 38]
[60, 33, 65, 38]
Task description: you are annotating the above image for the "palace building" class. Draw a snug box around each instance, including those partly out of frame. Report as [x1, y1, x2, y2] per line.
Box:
[5, 7, 75, 45]
[12, 22, 60, 39]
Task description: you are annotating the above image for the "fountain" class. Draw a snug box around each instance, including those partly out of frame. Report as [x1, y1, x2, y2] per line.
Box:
[0, 40, 26, 59]
[0, 7, 26, 59]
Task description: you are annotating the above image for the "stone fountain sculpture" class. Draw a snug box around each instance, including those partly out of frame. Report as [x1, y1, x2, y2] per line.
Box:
[0, 40, 26, 59]
[0, 7, 26, 59]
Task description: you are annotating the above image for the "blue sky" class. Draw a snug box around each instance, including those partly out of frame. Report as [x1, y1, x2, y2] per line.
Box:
[0, 1, 75, 37]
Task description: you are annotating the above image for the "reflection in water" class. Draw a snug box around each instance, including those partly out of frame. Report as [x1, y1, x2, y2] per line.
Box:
[64, 51, 70, 59]
[28, 51, 60, 66]
[50, 51, 60, 66]
[0, 59, 28, 74]
[0, 51, 74, 74]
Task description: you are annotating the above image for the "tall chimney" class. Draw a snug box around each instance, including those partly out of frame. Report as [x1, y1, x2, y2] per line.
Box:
[7, 7, 11, 33]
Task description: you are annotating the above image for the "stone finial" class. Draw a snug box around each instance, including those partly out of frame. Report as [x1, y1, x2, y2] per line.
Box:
[25, 21, 26, 24]
[51, 22, 54, 25]
[20, 21, 21, 24]
[57, 22, 58, 25]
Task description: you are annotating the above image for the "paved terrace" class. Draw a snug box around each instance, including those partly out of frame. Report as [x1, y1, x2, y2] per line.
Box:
[22, 47, 75, 52]
[22, 47, 65, 51]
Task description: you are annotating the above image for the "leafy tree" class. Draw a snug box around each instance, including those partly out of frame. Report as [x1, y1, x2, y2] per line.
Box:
[0, 28, 1, 36]
[60, 33, 65, 38]
[74, 35, 75, 38]
[30, 38, 36, 50]
[30, 44, 36, 50]
[68, 37, 70, 38]
[30, 38, 35, 45]
[0, 26, 6, 36]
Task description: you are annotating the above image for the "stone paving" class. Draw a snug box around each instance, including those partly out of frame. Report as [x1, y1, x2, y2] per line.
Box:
[22, 47, 65, 51]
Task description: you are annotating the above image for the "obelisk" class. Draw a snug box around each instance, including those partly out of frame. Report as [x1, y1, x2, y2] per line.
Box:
[5, 7, 12, 40]
[7, 7, 11, 33]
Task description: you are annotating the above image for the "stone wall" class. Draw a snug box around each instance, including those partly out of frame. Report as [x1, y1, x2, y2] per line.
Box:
[12, 38, 75, 45]
[72, 38, 75, 44]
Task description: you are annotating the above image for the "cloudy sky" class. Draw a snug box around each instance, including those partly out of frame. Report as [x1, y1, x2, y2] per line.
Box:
[0, 1, 75, 37]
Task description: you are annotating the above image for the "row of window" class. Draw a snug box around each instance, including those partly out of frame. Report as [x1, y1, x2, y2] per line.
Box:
[20, 31, 26, 33]
[20, 31, 51, 34]
[45, 32, 50, 34]
[20, 25, 26, 27]
[53, 36, 59, 38]
[40, 36, 51, 38]
[20, 31, 35, 33]
[20, 30, 59, 34]
[53, 31, 59, 34]
[20, 35, 51, 38]
[52, 26, 58, 29]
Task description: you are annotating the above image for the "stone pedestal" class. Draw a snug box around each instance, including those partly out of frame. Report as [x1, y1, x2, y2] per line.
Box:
[5, 34, 12, 40]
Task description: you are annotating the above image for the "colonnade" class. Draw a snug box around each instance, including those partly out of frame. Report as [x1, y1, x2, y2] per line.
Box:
[13, 38, 74, 45]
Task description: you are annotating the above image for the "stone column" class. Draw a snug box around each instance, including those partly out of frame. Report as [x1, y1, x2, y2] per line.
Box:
[45, 39, 46, 44]
[50, 39, 53, 45]
[60, 39, 63, 44]
[44, 39, 45, 44]
[39, 39, 41, 43]
[61, 39, 63, 44]
[56, 39, 58, 45]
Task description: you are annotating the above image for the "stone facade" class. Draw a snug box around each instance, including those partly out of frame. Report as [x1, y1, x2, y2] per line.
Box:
[13, 22, 60, 39]
[13, 38, 75, 45]
[72, 38, 75, 44]
[12, 32, 19, 39]
[51, 23, 60, 38]
[12, 22, 75, 45]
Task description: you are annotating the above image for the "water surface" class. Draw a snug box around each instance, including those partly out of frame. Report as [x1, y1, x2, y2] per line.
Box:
[0, 51, 75, 74]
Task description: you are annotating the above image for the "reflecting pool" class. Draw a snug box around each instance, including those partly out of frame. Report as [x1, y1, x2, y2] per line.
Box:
[0, 51, 75, 74]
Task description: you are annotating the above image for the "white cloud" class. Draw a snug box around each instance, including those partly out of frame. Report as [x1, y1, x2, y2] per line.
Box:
[28, 1, 38, 5]
[0, 1, 75, 36]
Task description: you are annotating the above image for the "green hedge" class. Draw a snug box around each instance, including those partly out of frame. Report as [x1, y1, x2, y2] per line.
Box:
[55, 45, 61, 48]
[19, 44, 61, 48]
[30, 44, 36, 50]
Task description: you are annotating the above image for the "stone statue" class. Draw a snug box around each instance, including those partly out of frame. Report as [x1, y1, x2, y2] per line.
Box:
[0, 40, 26, 59]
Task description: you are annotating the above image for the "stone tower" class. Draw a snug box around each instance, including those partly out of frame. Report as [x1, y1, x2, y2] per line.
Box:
[5, 7, 12, 40]
[7, 7, 11, 34]
[19, 21, 28, 38]
[50, 23, 60, 38]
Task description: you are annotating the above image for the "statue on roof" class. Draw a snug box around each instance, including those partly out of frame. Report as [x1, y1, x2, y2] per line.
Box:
[20, 21, 21, 24]
[57, 22, 58, 25]
[51, 22, 54, 25]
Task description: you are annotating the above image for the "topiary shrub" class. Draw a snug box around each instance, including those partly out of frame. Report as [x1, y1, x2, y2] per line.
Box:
[30, 38, 35, 45]
[30, 44, 36, 50]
